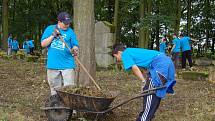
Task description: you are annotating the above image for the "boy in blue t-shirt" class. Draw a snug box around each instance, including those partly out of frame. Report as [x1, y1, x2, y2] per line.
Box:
[159, 38, 167, 54]
[41, 12, 79, 96]
[26, 38, 35, 55]
[179, 33, 198, 70]
[7, 34, 13, 55]
[112, 44, 176, 121]
[22, 40, 30, 54]
[11, 36, 19, 54]
[171, 34, 180, 69]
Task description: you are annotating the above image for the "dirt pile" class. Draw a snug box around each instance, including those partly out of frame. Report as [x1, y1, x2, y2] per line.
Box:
[60, 86, 114, 98]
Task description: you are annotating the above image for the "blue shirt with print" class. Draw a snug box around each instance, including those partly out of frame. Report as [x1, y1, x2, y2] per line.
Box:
[41, 25, 79, 69]
[12, 40, 19, 50]
[180, 36, 191, 52]
[172, 38, 180, 52]
[159, 42, 166, 54]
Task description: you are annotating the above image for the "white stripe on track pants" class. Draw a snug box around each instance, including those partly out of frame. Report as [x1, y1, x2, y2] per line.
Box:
[136, 80, 161, 121]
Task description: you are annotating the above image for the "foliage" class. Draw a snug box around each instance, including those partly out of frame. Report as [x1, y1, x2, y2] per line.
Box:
[1, 0, 215, 49]
[2, 0, 73, 48]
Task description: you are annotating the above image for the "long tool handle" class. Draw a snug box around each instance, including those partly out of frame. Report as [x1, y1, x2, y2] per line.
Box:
[59, 35, 101, 90]
[95, 85, 166, 114]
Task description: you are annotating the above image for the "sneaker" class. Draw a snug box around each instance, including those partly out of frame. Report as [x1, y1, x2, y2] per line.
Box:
[182, 68, 186, 71]
[189, 67, 194, 71]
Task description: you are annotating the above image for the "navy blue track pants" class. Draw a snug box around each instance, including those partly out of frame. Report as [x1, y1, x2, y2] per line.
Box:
[136, 80, 161, 121]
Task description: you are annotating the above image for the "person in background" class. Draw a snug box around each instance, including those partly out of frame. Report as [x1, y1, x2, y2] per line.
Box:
[7, 33, 13, 55]
[159, 37, 167, 54]
[22, 40, 30, 54]
[112, 44, 176, 121]
[179, 33, 198, 70]
[41, 11, 79, 96]
[171, 34, 181, 69]
[27, 39, 35, 55]
[11, 36, 19, 54]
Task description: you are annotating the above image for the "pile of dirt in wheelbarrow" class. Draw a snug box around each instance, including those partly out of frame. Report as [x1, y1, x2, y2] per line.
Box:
[60, 86, 114, 98]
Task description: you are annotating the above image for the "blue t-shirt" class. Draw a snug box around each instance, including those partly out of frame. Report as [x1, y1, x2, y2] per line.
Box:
[27, 40, 35, 48]
[41, 25, 79, 69]
[7, 37, 12, 47]
[121, 48, 161, 70]
[180, 36, 191, 52]
[23, 41, 30, 53]
[12, 40, 19, 50]
[159, 42, 166, 54]
[172, 38, 180, 52]
[121, 48, 176, 98]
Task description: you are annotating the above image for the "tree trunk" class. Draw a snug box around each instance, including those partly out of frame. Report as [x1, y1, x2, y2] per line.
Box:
[187, 0, 191, 35]
[155, 1, 160, 51]
[174, 0, 181, 35]
[150, 32, 155, 49]
[205, 0, 210, 51]
[1, 0, 9, 50]
[139, 0, 148, 48]
[155, 21, 160, 51]
[73, 0, 96, 87]
[113, 0, 119, 44]
[12, 0, 16, 23]
[146, 0, 152, 48]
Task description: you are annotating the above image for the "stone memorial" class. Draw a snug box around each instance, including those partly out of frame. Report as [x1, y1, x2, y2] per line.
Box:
[95, 21, 114, 68]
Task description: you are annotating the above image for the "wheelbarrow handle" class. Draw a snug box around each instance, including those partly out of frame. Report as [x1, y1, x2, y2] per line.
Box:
[96, 85, 166, 114]
[141, 85, 166, 94]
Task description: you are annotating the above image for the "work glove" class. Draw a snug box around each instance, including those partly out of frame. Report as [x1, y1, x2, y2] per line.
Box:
[52, 28, 61, 38]
[71, 46, 79, 56]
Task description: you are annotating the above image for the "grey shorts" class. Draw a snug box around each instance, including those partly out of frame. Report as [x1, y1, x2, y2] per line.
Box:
[47, 69, 75, 95]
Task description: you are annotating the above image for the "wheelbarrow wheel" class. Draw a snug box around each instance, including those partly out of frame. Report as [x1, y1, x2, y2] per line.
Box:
[45, 95, 72, 121]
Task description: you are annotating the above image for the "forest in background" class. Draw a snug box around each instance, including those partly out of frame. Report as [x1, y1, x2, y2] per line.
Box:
[0, 0, 214, 52]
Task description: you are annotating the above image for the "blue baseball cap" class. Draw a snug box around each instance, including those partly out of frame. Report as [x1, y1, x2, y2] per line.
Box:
[57, 12, 71, 24]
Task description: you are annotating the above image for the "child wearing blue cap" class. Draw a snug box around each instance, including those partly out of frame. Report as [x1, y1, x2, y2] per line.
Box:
[41, 11, 79, 96]
[112, 44, 176, 121]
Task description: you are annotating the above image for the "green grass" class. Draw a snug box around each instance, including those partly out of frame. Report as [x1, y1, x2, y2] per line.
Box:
[181, 71, 209, 81]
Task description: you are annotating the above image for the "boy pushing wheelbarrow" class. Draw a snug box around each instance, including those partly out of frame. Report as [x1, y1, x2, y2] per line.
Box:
[112, 44, 176, 121]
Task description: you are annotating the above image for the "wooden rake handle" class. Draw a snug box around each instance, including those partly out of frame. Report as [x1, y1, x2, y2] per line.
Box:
[58, 35, 101, 90]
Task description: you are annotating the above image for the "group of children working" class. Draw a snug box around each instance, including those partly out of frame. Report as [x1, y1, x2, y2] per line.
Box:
[7, 33, 35, 55]
[159, 33, 198, 70]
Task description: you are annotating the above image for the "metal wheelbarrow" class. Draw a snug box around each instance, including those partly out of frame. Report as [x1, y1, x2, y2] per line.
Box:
[41, 85, 166, 121]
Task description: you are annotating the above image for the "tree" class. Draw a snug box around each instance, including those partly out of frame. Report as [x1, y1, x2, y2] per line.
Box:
[113, 0, 119, 44]
[138, 0, 151, 48]
[174, 0, 181, 35]
[73, 0, 96, 86]
[187, 0, 191, 35]
[1, 0, 9, 50]
[204, 0, 211, 50]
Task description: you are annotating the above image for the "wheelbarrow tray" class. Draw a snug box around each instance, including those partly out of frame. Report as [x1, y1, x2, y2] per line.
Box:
[56, 90, 115, 113]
